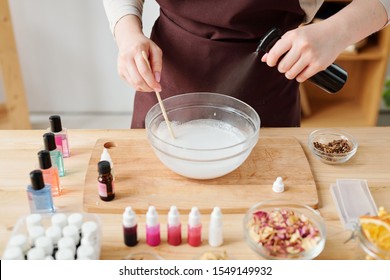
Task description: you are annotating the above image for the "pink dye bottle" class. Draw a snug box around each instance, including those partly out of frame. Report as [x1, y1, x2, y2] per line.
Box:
[187, 207, 202, 247]
[146, 206, 160, 246]
[167, 206, 182, 246]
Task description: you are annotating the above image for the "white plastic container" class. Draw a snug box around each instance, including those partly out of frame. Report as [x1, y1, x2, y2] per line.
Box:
[330, 179, 378, 230]
[2, 212, 101, 260]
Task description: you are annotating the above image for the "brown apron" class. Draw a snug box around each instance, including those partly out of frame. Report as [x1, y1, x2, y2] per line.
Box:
[132, 0, 305, 128]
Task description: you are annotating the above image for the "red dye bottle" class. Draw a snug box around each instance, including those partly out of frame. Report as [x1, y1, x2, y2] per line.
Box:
[167, 206, 182, 246]
[187, 207, 202, 247]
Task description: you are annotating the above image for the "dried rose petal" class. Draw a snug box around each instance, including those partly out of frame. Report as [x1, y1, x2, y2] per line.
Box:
[248, 208, 321, 257]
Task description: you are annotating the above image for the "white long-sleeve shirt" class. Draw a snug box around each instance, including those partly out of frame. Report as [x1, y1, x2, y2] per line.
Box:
[103, 0, 390, 34]
[103, 0, 144, 33]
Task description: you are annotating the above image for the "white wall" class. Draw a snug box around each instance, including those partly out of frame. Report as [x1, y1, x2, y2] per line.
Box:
[8, 0, 159, 114]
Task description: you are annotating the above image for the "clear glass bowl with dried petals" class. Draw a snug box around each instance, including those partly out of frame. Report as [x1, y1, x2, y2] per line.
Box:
[308, 128, 358, 164]
[243, 200, 326, 260]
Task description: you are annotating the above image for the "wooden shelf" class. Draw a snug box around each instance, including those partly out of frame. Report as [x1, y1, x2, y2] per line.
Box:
[0, 0, 31, 129]
[301, 99, 370, 127]
[338, 44, 384, 61]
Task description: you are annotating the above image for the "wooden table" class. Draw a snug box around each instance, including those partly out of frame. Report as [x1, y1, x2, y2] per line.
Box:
[0, 128, 389, 260]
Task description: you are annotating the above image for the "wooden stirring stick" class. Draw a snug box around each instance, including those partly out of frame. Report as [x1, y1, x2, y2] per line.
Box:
[141, 51, 175, 139]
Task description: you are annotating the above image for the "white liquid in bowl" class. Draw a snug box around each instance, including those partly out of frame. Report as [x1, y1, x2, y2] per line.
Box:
[152, 119, 254, 179]
[157, 119, 246, 149]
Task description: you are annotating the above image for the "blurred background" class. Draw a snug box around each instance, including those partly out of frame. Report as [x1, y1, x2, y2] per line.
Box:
[1, 0, 389, 129]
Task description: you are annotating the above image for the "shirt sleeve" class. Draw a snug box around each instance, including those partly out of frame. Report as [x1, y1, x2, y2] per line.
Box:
[103, 0, 145, 35]
[379, 0, 390, 25]
[299, 0, 324, 23]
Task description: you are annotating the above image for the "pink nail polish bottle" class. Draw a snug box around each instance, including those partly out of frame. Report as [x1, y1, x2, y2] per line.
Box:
[48, 115, 70, 158]
[167, 205, 182, 246]
[146, 206, 160, 246]
[187, 207, 202, 247]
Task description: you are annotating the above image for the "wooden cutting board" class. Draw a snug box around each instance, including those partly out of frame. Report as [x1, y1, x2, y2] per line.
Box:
[83, 137, 318, 214]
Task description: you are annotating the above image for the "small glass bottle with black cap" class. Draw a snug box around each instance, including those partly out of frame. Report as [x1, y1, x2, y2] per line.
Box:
[48, 115, 70, 158]
[97, 160, 115, 201]
[26, 169, 55, 213]
[43, 132, 65, 177]
[38, 150, 61, 196]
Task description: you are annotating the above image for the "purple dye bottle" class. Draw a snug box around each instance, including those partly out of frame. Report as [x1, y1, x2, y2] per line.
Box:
[123, 207, 138, 246]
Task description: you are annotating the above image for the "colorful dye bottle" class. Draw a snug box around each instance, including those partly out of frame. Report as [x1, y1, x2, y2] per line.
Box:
[38, 150, 61, 196]
[167, 205, 182, 246]
[188, 206, 202, 247]
[43, 132, 65, 177]
[97, 160, 115, 201]
[146, 206, 161, 246]
[123, 206, 138, 246]
[49, 115, 70, 158]
[27, 170, 55, 213]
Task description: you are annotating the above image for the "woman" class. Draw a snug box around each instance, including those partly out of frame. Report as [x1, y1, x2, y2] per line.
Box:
[103, 0, 389, 128]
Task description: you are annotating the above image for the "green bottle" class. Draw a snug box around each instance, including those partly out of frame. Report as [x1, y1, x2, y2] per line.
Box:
[43, 132, 65, 177]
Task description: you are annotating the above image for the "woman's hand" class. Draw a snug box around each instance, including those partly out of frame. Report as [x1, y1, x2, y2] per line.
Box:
[261, 0, 388, 83]
[261, 22, 345, 83]
[115, 15, 162, 92]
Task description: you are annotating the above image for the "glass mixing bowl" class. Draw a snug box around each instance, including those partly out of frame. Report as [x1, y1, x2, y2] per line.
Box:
[145, 92, 260, 180]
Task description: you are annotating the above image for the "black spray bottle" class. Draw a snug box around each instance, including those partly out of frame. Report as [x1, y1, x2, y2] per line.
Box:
[256, 27, 348, 94]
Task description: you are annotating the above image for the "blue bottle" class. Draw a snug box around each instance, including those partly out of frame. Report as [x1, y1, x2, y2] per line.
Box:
[27, 170, 55, 213]
[43, 132, 65, 177]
